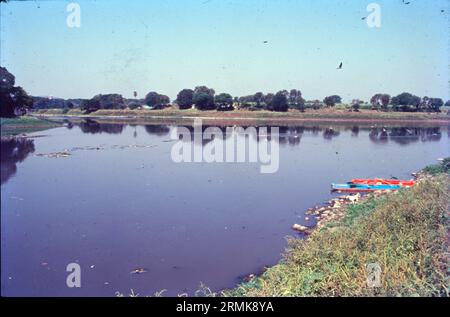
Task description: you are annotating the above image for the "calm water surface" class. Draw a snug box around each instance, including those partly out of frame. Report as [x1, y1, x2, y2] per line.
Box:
[1, 121, 449, 296]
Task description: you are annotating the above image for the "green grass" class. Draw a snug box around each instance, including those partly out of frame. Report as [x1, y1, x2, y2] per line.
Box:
[224, 173, 450, 297]
[423, 158, 450, 176]
[0, 116, 60, 136]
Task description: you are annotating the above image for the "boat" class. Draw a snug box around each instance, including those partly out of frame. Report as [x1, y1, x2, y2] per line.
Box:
[331, 183, 401, 193]
[350, 179, 415, 187]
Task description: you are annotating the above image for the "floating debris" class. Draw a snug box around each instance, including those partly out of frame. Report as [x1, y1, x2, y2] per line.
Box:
[35, 151, 71, 158]
[292, 224, 311, 234]
[129, 268, 148, 275]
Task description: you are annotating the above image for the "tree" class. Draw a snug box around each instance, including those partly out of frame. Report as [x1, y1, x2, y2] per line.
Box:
[194, 86, 215, 96]
[445, 100, 450, 108]
[351, 99, 362, 112]
[0, 67, 33, 117]
[81, 94, 125, 113]
[428, 98, 443, 113]
[370, 94, 390, 111]
[215, 93, 233, 111]
[323, 95, 341, 107]
[253, 92, 264, 108]
[144, 92, 161, 108]
[288, 89, 305, 111]
[391, 92, 421, 112]
[194, 93, 215, 110]
[193, 86, 215, 110]
[270, 91, 289, 112]
[264, 93, 274, 107]
[311, 99, 322, 110]
[176, 89, 194, 110]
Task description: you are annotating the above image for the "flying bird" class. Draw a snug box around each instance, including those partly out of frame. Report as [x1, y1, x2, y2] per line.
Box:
[337, 62, 343, 70]
[263, 41, 268, 44]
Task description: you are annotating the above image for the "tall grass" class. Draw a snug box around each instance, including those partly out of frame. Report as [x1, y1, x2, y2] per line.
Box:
[224, 174, 449, 297]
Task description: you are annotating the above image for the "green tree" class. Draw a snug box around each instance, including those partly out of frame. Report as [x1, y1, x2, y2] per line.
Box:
[0, 67, 33, 117]
[323, 95, 341, 107]
[193, 86, 215, 110]
[215, 93, 233, 111]
[194, 93, 215, 110]
[82, 94, 125, 113]
[270, 91, 289, 112]
[176, 89, 194, 110]
[289, 89, 305, 111]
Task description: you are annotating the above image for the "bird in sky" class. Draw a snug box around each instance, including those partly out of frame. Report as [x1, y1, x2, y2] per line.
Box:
[337, 62, 343, 70]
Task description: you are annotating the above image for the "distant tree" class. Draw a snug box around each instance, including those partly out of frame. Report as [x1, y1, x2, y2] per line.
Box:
[323, 95, 341, 107]
[270, 91, 289, 112]
[193, 86, 216, 110]
[311, 99, 322, 110]
[264, 93, 274, 107]
[127, 101, 141, 110]
[445, 100, 450, 108]
[144, 92, 162, 108]
[428, 98, 444, 113]
[351, 99, 362, 112]
[0, 67, 33, 117]
[194, 86, 215, 96]
[391, 92, 421, 112]
[159, 95, 170, 107]
[253, 92, 264, 108]
[288, 89, 305, 112]
[215, 93, 234, 111]
[66, 101, 74, 109]
[81, 94, 125, 113]
[370, 94, 390, 111]
[194, 93, 215, 110]
[176, 89, 194, 110]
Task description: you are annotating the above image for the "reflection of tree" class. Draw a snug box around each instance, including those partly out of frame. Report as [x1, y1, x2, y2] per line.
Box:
[323, 128, 340, 140]
[1, 137, 35, 185]
[78, 119, 124, 134]
[144, 125, 171, 136]
[369, 127, 442, 145]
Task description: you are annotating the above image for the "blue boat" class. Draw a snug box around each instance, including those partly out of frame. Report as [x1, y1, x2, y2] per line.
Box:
[331, 183, 401, 192]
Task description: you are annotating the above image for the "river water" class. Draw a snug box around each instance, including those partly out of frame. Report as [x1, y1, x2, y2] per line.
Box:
[1, 120, 449, 296]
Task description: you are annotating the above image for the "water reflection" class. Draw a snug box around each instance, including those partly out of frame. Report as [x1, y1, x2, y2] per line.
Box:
[1, 137, 35, 185]
[78, 119, 125, 134]
[70, 121, 447, 147]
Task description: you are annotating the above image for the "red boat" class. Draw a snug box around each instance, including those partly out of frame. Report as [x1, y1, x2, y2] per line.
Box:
[350, 179, 416, 187]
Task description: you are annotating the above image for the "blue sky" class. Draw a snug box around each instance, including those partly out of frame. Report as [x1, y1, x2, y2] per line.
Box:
[1, 0, 449, 102]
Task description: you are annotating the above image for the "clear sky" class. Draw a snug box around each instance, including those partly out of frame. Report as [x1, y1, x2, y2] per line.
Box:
[1, 0, 449, 102]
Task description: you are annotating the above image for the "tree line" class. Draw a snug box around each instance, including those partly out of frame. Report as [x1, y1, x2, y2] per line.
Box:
[1, 67, 449, 117]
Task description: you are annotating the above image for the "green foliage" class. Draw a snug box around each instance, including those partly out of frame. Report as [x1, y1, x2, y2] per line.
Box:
[0, 67, 33, 117]
[423, 158, 450, 175]
[270, 91, 289, 112]
[176, 89, 195, 110]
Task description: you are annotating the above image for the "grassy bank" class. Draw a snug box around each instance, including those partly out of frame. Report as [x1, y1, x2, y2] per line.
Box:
[34, 108, 450, 124]
[0, 116, 61, 136]
[224, 170, 449, 297]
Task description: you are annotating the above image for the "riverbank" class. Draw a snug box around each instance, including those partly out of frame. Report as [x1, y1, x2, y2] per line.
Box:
[0, 116, 61, 136]
[222, 164, 449, 297]
[33, 108, 450, 126]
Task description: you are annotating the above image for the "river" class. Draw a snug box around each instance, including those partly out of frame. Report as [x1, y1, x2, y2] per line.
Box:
[1, 120, 449, 296]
